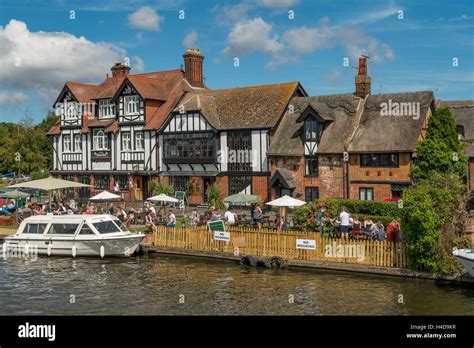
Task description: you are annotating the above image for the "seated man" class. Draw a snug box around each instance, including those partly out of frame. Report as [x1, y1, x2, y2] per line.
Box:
[6, 200, 16, 213]
[166, 210, 176, 228]
[224, 207, 237, 226]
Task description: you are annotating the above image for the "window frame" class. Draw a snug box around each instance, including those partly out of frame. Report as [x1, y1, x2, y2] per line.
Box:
[63, 135, 71, 152]
[360, 153, 399, 168]
[359, 187, 374, 201]
[121, 132, 131, 151]
[124, 95, 139, 115]
[134, 131, 144, 151]
[304, 156, 319, 177]
[93, 129, 109, 150]
[74, 134, 81, 152]
[305, 187, 319, 203]
[99, 99, 116, 118]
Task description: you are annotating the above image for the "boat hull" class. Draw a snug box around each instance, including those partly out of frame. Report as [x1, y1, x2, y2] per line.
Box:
[453, 248, 474, 277]
[3, 235, 144, 257]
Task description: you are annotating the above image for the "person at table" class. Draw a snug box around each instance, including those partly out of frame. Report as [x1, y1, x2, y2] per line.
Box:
[211, 206, 221, 221]
[145, 209, 157, 234]
[276, 214, 288, 231]
[6, 200, 16, 213]
[167, 210, 176, 228]
[190, 209, 200, 227]
[224, 207, 237, 226]
[86, 203, 94, 215]
[107, 203, 116, 215]
[125, 206, 137, 228]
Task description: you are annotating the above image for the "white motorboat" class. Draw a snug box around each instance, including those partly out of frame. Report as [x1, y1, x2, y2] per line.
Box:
[453, 247, 474, 277]
[3, 214, 145, 257]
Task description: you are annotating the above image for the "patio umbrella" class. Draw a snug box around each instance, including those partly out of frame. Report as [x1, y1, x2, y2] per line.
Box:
[224, 193, 258, 205]
[147, 194, 179, 203]
[266, 195, 307, 219]
[90, 191, 121, 201]
[0, 190, 30, 199]
[147, 194, 180, 217]
[9, 176, 92, 205]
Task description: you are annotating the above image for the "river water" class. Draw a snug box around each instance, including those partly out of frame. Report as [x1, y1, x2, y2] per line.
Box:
[0, 253, 473, 315]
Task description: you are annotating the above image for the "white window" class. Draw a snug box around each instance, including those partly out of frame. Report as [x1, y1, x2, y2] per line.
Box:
[74, 134, 81, 151]
[99, 99, 116, 118]
[93, 129, 109, 150]
[122, 132, 131, 151]
[63, 135, 71, 152]
[65, 102, 78, 119]
[124, 95, 139, 115]
[135, 131, 144, 150]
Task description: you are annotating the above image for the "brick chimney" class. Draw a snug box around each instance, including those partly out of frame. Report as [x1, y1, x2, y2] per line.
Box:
[111, 62, 131, 77]
[354, 56, 371, 98]
[183, 48, 204, 88]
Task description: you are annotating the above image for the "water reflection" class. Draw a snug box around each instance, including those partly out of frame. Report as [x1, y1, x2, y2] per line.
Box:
[0, 254, 472, 315]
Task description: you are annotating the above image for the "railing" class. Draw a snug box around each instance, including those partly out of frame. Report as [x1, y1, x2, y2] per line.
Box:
[121, 151, 145, 163]
[153, 226, 407, 269]
[62, 153, 82, 163]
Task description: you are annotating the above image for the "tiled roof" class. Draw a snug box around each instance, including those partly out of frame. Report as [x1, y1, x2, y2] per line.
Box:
[48, 69, 192, 135]
[172, 82, 302, 130]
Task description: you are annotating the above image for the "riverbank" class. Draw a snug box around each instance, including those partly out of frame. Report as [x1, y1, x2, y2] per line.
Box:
[142, 244, 474, 286]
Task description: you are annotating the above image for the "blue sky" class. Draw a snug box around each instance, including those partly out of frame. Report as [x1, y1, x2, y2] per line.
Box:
[0, 0, 473, 123]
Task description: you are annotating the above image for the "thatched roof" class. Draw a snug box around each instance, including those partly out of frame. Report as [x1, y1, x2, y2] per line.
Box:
[438, 100, 474, 142]
[268, 91, 435, 156]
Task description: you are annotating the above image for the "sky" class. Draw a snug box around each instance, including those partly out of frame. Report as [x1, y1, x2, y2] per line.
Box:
[0, 0, 473, 123]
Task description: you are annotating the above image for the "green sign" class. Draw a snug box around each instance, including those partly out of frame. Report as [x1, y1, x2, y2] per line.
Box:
[175, 191, 186, 202]
[35, 190, 41, 198]
[207, 220, 226, 232]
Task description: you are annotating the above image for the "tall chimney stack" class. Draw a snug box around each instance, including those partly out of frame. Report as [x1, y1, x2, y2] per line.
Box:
[183, 48, 204, 88]
[111, 62, 131, 77]
[354, 56, 371, 98]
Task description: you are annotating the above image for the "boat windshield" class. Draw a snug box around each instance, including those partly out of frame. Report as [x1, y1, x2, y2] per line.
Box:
[112, 218, 129, 232]
[92, 220, 122, 234]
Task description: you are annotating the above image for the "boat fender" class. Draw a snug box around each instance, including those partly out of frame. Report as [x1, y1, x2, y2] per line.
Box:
[270, 256, 286, 269]
[24, 242, 29, 255]
[47, 242, 52, 257]
[72, 244, 77, 258]
[100, 245, 105, 259]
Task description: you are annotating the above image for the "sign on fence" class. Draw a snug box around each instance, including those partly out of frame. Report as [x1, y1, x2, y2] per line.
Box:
[207, 220, 226, 232]
[214, 231, 231, 242]
[296, 239, 316, 250]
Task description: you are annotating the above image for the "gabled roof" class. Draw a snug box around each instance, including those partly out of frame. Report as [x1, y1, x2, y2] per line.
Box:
[437, 100, 474, 142]
[48, 69, 193, 135]
[268, 91, 435, 156]
[170, 82, 304, 130]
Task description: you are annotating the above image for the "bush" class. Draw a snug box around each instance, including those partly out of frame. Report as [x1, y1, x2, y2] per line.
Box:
[401, 173, 469, 274]
[292, 198, 399, 230]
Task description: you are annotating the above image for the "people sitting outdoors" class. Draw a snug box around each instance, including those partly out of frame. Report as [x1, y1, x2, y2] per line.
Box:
[166, 210, 176, 228]
[145, 209, 157, 234]
[276, 214, 288, 231]
[125, 206, 136, 228]
[6, 200, 16, 214]
[224, 207, 237, 226]
[189, 209, 200, 227]
[107, 203, 116, 215]
[210, 206, 221, 221]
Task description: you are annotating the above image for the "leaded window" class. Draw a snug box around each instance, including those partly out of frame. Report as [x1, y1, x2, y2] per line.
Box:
[163, 133, 215, 161]
[63, 135, 71, 152]
[171, 176, 189, 192]
[359, 187, 374, 201]
[227, 131, 252, 171]
[124, 95, 139, 115]
[122, 132, 131, 151]
[93, 129, 109, 150]
[114, 175, 130, 190]
[229, 176, 252, 195]
[94, 175, 109, 190]
[360, 153, 399, 167]
[135, 131, 144, 150]
[305, 156, 318, 177]
[99, 99, 116, 118]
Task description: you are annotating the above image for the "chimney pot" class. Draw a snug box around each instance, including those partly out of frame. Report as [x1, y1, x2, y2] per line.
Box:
[355, 56, 371, 98]
[183, 48, 204, 88]
[111, 62, 131, 77]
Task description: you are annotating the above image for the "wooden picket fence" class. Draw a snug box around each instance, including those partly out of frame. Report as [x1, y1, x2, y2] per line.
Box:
[153, 226, 406, 268]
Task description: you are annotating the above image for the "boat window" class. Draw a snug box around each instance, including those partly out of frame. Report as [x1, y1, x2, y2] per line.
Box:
[23, 223, 48, 234]
[79, 224, 95, 235]
[92, 220, 121, 234]
[112, 218, 129, 232]
[47, 223, 79, 235]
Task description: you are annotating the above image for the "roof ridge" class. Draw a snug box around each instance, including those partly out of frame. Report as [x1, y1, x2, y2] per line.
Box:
[132, 69, 182, 77]
[66, 82, 99, 88]
[193, 81, 299, 93]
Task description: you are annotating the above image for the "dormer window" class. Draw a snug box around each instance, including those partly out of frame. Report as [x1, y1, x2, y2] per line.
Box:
[304, 115, 323, 142]
[124, 95, 139, 115]
[65, 102, 78, 119]
[99, 99, 116, 118]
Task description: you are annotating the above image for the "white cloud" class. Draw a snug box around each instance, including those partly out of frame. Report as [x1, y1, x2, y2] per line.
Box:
[256, 0, 299, 9]
[132, 56, 145, 73]
[127, 6, 164, 31]
[0, 20, 144, 104]
[183, 30, 199, 48]
[0, 91, 28, 106]
[221, 17, 283, 57]
[212, 2, 253, 27]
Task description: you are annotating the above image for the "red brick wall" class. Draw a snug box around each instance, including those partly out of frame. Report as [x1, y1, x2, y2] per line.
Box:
[349, 183, 392, 201]
[318, 155, 344, 198]
[216, 176, 228, 199]
[252, 176, 268, 202]
[348, 153, 412, 183]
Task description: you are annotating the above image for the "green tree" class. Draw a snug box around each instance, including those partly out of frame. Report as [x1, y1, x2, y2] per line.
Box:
[401, 173, 468, 274]
[412, 107, 467, 181]
[153, 182, 174, 196]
